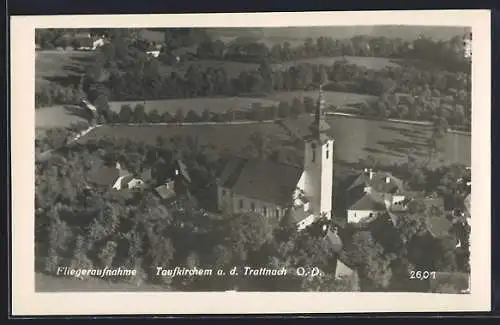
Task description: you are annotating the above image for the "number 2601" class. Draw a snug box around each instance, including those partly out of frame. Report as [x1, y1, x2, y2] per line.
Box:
[409, 271, 436, 280]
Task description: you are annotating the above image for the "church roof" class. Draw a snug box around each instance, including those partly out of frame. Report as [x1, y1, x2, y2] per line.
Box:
[217, 157, 303, 207]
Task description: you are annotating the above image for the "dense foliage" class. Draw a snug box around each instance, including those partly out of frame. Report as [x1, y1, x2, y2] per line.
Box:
[36, 28, 470, 130]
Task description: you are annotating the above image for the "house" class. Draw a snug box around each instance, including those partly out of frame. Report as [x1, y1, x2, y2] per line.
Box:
[145, 43, 163, 58]
[346, 169, 407, 224]
[146, 50, 161, 58]
[88, 162, 146, 191]
[153, 160, 191, 201]
[217, 85, 335, 231]
[73, 32, 107, 51]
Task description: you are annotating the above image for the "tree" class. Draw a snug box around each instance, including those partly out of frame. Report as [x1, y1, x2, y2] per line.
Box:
[185, 110, 200, 123]
[174, 108, 184, 123]
[224, 212, 275, 263]
[119, 104, 133, 123]
[98, 240, 118, 269]
[200, 109, 211, 122]
[341, 231, 394, 290]
[133, 104, 147, 123]
[278, 101, 291, 118]
[147, 109, 161, 123]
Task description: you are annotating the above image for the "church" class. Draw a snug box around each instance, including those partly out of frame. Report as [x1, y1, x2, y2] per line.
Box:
[216, 86, 335, 231]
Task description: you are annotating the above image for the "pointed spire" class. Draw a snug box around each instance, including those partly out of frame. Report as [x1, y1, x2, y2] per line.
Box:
[308, 83, 330, 141]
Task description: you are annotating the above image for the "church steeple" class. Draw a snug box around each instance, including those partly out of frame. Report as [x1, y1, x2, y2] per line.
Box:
[308, 83, 330, 141]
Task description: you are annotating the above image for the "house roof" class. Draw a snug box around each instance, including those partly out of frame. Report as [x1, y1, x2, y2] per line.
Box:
[218, 156, 303, 207]
[175, 160, 191, 183]
[348, 192, 387, 211]
[347, 171, 404, 194]
[140, 168, 153, 182]
[118, 175, 135, 189]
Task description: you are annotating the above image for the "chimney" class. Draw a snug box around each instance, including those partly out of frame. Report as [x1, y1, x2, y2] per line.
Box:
[115, 162, 121, 170]
[369, 169, 374, 180]
[386, 176, 390, 184]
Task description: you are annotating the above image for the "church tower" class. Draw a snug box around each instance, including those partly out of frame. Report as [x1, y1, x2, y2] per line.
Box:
[302, 84, 334, 219]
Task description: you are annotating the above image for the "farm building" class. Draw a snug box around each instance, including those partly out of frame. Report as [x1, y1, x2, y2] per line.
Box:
[345, 169, 407, 224]
[153, 160, 192, 202]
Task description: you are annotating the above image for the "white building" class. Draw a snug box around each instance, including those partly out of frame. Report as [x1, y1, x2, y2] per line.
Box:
[345, 169, 407, 224]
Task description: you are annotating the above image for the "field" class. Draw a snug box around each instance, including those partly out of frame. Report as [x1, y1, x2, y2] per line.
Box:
[76, 121, 290, 152]
[273, 56, 401, 70]
[35, 50, 93, 91]
[75, 115, 471, 168]
[108, 97, 280, 115]
[35, 105, 90, 130]
[324, 115, 470, 168]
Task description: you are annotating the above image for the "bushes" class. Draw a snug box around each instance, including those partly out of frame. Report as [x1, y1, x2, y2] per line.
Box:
[35, 84, 85, 109]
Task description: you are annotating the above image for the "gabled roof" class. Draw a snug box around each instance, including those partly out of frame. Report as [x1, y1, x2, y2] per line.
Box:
[347, 171, 404, 194]
[218, 156, 303, 207]
[348, 192, 387, 211]
[175, 160, 191, 183]
[335, 259, 354, 279]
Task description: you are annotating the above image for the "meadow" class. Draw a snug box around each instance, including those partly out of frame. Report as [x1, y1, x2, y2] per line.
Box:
[75, 114, 471, 169]
[35, 104, 90, 131]
[35, 50, 93, 91]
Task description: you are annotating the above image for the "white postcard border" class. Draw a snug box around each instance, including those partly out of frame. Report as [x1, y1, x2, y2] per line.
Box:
[11, 10, 491, 315]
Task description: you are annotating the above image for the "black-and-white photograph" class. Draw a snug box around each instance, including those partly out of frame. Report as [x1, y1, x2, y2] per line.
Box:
[10, 10, 492, 315]
[32, 24, 474, 293]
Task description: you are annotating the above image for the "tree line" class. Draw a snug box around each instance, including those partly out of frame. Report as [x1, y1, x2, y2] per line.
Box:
[80, 36, 469, 129]
[196, 32, 470, 73]
[36, 28, 470, 130]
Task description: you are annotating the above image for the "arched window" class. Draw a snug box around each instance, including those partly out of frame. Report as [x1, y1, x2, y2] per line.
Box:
[311, 143, 316, 162]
